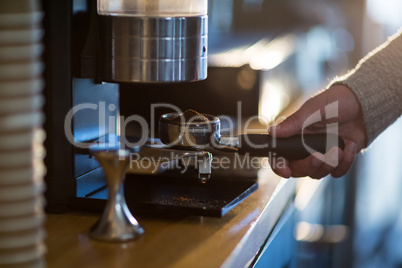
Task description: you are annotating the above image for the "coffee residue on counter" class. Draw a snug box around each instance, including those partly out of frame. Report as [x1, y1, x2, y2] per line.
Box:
[168, 109, 209, 123]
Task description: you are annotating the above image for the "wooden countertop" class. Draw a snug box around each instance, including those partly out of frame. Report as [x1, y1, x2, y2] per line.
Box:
[45, 169, 296, 268]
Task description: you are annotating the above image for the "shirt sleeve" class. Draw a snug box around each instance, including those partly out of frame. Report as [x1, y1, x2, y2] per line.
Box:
[330, 29, 402, 146]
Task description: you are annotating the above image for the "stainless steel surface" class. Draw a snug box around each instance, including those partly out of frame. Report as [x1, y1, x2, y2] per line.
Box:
[89, 147, 144, 242]
[158, 112, 240, 153]
[215, 136, 239, 152]
[159, 112, 220, 149]
[98, 15, 208, 82]
[127, 141, 213, 183]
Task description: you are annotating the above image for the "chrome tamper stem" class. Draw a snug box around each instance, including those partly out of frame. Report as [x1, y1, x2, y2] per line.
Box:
[89, 146, 144, 242]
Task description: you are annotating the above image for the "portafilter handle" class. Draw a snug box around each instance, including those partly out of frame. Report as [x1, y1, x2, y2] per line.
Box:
[236, 133, 345, 160]
[89, 146, 144, 242]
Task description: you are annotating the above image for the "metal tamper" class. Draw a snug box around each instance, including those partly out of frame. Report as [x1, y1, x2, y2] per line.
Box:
[89, 146, 144, 242]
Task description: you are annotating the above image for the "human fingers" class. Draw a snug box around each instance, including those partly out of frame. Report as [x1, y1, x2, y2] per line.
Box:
[288, 152, 324, 178]
[268, 97, 326, 138]
[268, 113, 304, 138]
[309, 147, 344, 179]
[269, 157, 291, 178]
[270, 146, 345, 179]
[331, 141, 357, 178]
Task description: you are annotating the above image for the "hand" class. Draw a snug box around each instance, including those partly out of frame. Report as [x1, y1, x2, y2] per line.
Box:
[268, 85, 367, 179]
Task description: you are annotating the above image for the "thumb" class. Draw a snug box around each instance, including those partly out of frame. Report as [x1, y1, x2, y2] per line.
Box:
[268, 113, 303, 138]
[268, 103, 314, 137]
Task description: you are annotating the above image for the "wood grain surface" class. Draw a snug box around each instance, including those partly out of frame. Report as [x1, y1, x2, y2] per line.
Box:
[45, 169, 295, 268]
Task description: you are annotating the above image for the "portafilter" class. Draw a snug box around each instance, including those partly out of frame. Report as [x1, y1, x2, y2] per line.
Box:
[159, 112, 345, 160]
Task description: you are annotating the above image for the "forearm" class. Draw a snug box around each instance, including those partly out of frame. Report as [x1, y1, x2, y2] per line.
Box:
[330, 30, 402, 146]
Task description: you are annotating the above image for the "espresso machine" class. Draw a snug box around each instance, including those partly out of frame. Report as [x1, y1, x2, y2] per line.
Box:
[43, 0, 261, 225]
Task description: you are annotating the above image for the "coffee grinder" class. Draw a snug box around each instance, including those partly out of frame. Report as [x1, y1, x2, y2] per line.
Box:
[43, 0, 260, 240]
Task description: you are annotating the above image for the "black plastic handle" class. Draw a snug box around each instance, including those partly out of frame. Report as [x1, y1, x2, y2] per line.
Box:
[237, 133, 345, 160]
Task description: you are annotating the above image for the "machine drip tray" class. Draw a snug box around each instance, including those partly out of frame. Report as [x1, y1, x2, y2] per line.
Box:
[75, 174, 258, 217]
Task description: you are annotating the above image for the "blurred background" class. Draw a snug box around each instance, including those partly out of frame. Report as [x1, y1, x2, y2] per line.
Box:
[206, 0, 402, 267]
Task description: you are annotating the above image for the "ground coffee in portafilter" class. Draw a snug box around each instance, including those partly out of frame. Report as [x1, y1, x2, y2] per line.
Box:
[168, 109, 209, 123]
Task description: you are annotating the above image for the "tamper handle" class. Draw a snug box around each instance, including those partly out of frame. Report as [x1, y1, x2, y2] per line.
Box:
[89, 147, 144, 242]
